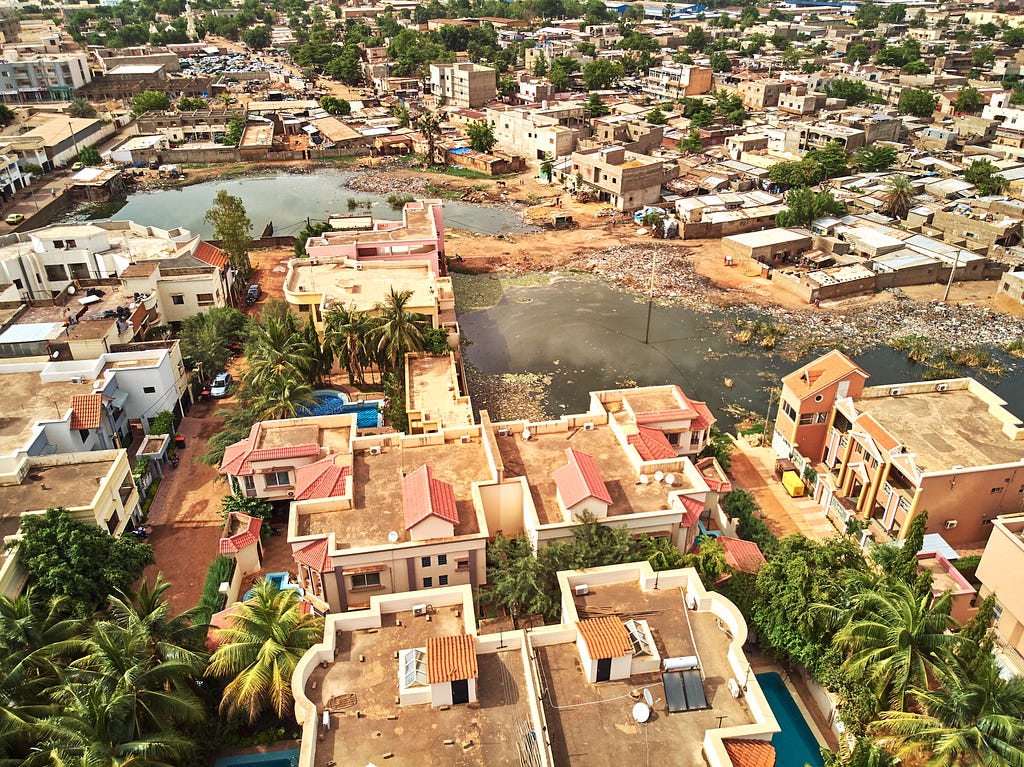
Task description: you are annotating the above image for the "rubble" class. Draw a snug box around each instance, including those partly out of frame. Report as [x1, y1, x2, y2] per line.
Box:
[344, 172, 430, 195]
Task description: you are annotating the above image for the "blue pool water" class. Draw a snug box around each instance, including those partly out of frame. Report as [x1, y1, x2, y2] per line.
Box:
[214, 748, 299, 767]
[756, 672, 824, 767]
[297, 390, 383, 428]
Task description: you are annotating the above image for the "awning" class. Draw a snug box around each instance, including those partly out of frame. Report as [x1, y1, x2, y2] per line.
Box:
[343, 564, 387, 575]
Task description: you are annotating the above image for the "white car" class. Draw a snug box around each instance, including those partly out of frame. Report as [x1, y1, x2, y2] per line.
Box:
[209, 372, 232, 398]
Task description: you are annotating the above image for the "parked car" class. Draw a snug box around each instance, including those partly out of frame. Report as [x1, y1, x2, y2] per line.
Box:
[71, 162, 84, 171]
[5, 213, 23, 225]
[246, 284, 261, 304]
[209, 371, 232, 397]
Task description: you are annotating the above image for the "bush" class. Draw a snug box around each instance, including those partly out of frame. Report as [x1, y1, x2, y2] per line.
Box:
[953, 554, 982, 582]
[195, 554, 236, 625]
[139, 477, 161, 518]
[149, 410, 176, 435]
[722, 490, 778, 556]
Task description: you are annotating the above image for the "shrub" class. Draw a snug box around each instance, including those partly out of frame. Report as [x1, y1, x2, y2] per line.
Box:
[722, 490, 778, 556]
[195, 554, 236, 625]
[149, 410, 176, 435]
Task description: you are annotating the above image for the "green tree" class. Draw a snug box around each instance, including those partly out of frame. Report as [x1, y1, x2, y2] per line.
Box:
[902, 60, 930, 75]
[585, 91, 609, 117]
[539, 152, 554, 181]
[293, 220, 332, 257]
[898, 88, 938, 117]
[964, 159, 1010, 196]
[206, 580, 324, 724]
[805, 141, 849, 178]
[0, 104, 14, 127]
[872, 661, 1024, 767]
[76, 145, 101, 167]
[130, 90, 171, 117]
[646, 106, 668, 125]
[826, 78, 871, 106]
[67, 98, 96, 119]
[852, 144, 897, 172]
[708, 51, 732, 72]
[845, 43, 871, 65]
[582, 59, 623, 90]
[418, 110, 442, 166]
[548, 62, 570, 93]
[177, 96, 206, 111]
[241, 24, 271, 49]
[371, 287, 429, 372]
[683, 26, 707, 49]
[768, 158, 825, 187]
[954, 595, 996, 676]
[221, 118, 245, 146]
[325, 304, 373, 386]
[466, 119, 497, 153]
[698, 425, 732, 471]
[952, 85, 983, 115]
[776, 186, 847, 228]
[1003, 26, 1024, 47]
[532, 51, 548, 78]
[678, 128, 704, 154]
[319, 95, 351, 115]
[178, 306, 247, 378]
[881, 3, 906, 23]
[248, 369, 316, 420]
[219, 493, 273, 528]
[853, 0, 882, 29]
[204, 190, 252, 279]
[484, 534, 549, 625]
[244, 300, 317, 386]
[12, 508, 153, 614]
[880, 174, 917, 220]
[972, 44, 996, 69]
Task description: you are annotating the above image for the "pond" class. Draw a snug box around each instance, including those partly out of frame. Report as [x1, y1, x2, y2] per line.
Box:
[85, 168, 536, 237]
[457, 277, 1024, 431]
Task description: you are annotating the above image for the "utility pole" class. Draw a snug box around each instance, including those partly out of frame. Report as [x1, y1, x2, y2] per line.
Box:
[643, 251, 657, 345]
[941, 249, 961, 303]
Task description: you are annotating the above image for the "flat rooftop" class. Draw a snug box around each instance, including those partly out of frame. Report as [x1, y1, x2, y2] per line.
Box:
[305, 607, 527, 767]
[255, 420, 352, 455]
[0, 459, 114, 537]
[287, 261, 437, 312]
[17, 284, 135, 341]
[407, 355, 473, 429]
[296, 440, 490, 547]
[0, 372, 95, 455]
[859, 389, 1024, 472]
[543, 581, 755, 767]
[0, 223, 183, 266]
[496, 426, 686, 526]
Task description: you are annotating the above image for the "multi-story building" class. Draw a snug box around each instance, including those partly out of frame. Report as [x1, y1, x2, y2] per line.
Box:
[0, 49, 90, 102]
[290, 561, 783, 767]
[737, 78, 791, 109]
[486, 102, 586, 160]
[976, 514, 1024, 677]
[644, 65, 713, 100]
[0, 116, 114, 171]
[775, 350, 1024, 547]
[428, 62, 496, 109]
[783, 122, 866, 154]
[570, 145, 672, 211]
[220, 386, 725, 613]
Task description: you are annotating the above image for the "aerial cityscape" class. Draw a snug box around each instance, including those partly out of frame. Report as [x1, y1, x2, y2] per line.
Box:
[0, 0, 1022, 765]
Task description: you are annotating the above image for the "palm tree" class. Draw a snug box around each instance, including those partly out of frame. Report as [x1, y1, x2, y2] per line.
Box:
[244, 300, 316, 387]
[206, 580, 324, 724]
[106, 577, 207, 670]
[872, 660, 1024, 767]
[297, 315, 333, 387]
[67, 97, 97, 120]
[248, 368, 317, 420]
[371, 288, 428, 373]
[325, 304, 372, 386]
[835, 580, 961, 711]
[417, 110, 442, 167]
[881, 174, 916, 220]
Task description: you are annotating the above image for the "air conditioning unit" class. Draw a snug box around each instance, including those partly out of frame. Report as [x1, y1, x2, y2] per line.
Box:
[497, 428, 510, 437]
[573, 584, 589, 596]
[71, 376, 83, 384]
[287, 490, 294, 497]
[412, 603, 428, 617]
[889, 388, 902, 397]
[354, 263, 363, 270]
[583, 422, 595, 431]
[369, 445, 382, 456]
[460, 435, 471, 443]
[728, 678, 743, 698]
[944, 520, 958, 529]
[936, 383, 949, 392]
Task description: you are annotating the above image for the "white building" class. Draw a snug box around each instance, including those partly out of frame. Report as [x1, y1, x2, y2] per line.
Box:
[0, 49, 91, 103]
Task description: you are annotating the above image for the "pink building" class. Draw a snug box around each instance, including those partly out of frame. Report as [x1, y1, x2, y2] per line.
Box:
[303, 199, 447, 275]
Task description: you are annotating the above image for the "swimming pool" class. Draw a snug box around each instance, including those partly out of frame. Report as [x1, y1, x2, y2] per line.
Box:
[298, 390, 383, 428]
[213, 747, 299, 767]
[756, 672, 824, 767]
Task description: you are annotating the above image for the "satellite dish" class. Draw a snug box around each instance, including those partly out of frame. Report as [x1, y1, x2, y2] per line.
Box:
[638, 474, 650, 485]
[67, 285, 76, 294]
[654, 470, 665, 482]
[387, 530, 399, 544]
[632, 702, 651, 723]
[643, 688, 653, 707]
[522, 428, 531, 441]
[664, 473, 675, 486]
[51, 350, 60, 359]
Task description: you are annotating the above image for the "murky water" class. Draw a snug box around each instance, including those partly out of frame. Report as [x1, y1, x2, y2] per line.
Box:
[458, 278, 1024, 430]
[87, 168, 537, 238]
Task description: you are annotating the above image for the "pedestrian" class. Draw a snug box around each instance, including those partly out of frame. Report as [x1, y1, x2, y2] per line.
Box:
[50, 188, 56, 198]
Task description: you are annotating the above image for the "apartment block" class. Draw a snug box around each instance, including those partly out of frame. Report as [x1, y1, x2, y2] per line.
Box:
[976, 515, 1024, 677]
[775, 351, 1024, 547]
[0, 49, 90, 102]
[290, 561, 782, 767]
[783, 122, 866, 153]
[486, 102, 585, 160]
[428, 62, 496, 109]
[644, 65, 713, 100]
[570, 145, 671, 211]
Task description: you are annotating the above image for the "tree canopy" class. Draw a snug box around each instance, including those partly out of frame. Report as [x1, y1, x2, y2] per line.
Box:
[204, 190, 253, 279]
[130, 90, 171, 117]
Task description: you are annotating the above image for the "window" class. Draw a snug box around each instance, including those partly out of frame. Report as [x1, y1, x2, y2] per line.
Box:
[437, 554, 447, 566]
[422, 577, 433, 588]
[44, 264, 68, 282]
[244, 476, 255, 490]
[799, 414, 816, 425]
[781, 401, 797, 421]
[171, 294, 185, 305]
[690, 430, 702, 445]
[816, 412, 829, 424]
[992, 602, 1003, 622]
[197, 293, 214, 306]
[402, 648, 428, 687]
[143, 386, 155, 394]
[351, 572, 381, 589]
[991, 487, 1004, 494]
[456, 558, 470, 571]
[297, 303, 309, 312]
[421, 556, 431, 568]
[264, 471, 291, 487]
[625, 619, 652, 656]
[439, 575, 448, 586]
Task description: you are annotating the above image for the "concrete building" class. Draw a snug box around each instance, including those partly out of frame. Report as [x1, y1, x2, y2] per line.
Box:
[0, 116, 114, 171]
[674, 191, 785, 240]
[737, 79, 790, 109]
[0, 49, 90, 103]
[428, 62, 496, 109]
[290, 561, 783, 767]
[783, 122, 865, 154]
[644, 65, 713, 100]
[976, 515, 1024, 677]
[404, 352, 473, 434]
[486, 102, 585, 160]
[998, 271, 1024, 306]
[570, 145, 671, 211]
[722, 228, 812, 264]
[775, 350, 1024, 547]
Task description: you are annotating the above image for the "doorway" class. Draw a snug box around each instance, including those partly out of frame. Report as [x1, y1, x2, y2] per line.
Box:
[451, 678, 469, 705]
[596, 657, 612, 682]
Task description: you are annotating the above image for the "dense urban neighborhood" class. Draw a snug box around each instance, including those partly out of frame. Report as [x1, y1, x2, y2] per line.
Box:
[0, 0, 1023, 766]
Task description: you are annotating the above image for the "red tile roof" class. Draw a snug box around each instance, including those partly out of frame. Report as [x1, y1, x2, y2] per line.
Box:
[553, 448, 612, 509]
[695, 457, 733, 493]
[403, 465, 459, 530]
[220, 424, 320, 476]
[629, 386, 699, 425]
[690, 399, 716, 432]
[577, 616, 632, 660]
[782, 349, 868, 400]
[218, 512, 262, 554]
[719, 537, 767, 574]
[193, 240, 228, 270]
[628, 426, 676, 461]
[679, 495, 705, 526]
[293, 537, 334, 572]
[69, 393, 103, 430]
[723, 739, 776, 767]
[855, 413, 900, 453]
[294, 456, 351, 500]
[426, 634, 477, 683]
